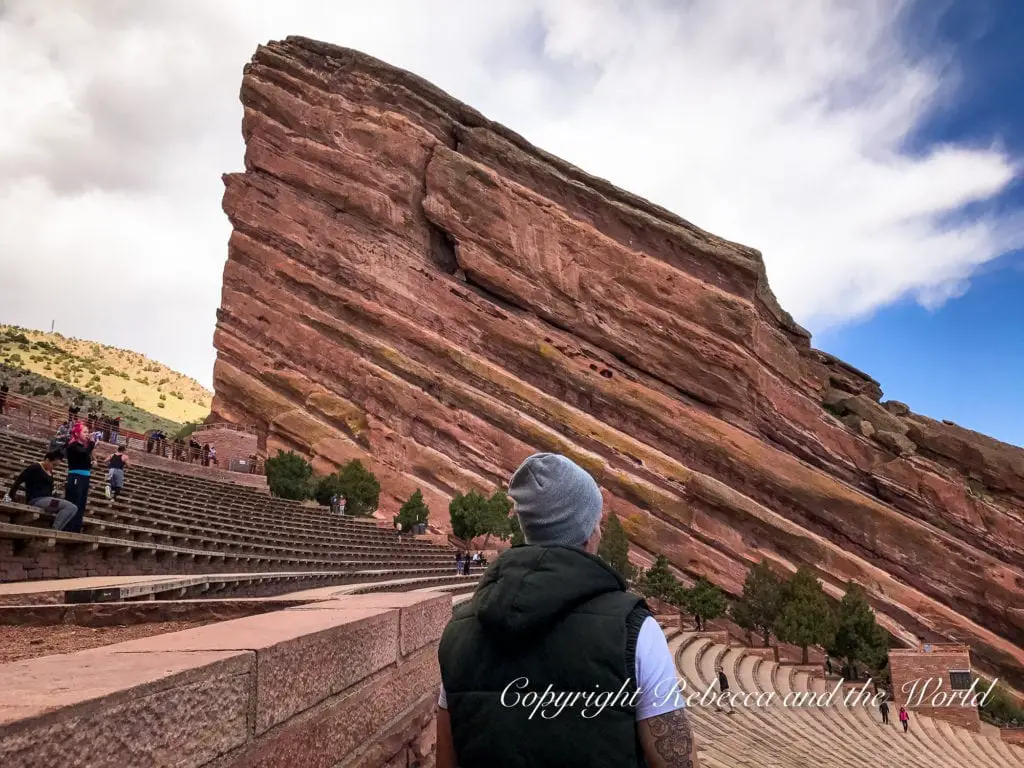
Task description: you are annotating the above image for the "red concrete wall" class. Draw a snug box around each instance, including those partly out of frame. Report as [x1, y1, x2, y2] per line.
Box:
[889, 645, 981, 732]
[1002, 728, 1024, 746]
[191, 426, 259, 467]
[0, 593, 450, 767]
[92, 442, 268, 491]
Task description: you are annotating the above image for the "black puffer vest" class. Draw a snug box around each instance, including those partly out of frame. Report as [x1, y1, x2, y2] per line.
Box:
[438, 545, 650, 767]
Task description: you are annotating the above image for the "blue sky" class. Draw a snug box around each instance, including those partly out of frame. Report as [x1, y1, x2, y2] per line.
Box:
[817, 0, 1024, 447]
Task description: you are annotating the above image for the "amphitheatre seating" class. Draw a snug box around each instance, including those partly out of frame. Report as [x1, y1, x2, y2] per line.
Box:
[0, 429, 475, 598]
[671, 632, 1024, 767]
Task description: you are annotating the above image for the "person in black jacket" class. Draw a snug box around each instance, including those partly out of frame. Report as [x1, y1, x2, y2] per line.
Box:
[716, 667, 735, 714]
[3, 448, 78, 531]
[63, 422, 95, 533]
[105, 445, 128, 500]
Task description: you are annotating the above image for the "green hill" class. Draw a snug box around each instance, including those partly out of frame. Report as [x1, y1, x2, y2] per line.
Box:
[0, 324, 211, 435]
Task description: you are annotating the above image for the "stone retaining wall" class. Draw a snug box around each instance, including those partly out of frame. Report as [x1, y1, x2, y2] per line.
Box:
[1002, 728, 1024, 746]
[92, 442, 269, 490]
[0, 592, 449, 767]
[888, 645, 981, 732]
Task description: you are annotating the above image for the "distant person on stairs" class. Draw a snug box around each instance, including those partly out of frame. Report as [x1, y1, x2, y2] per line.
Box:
[0, 380, 8, 414]
[879, 699, 890, 725]
[716, 667, 735, 714]
[899, 705, 910, 732]
[64, 422, 96, 533]
[436, 453, 696, 768]
[106, 445, 128, 500]
[3, 448, 79, 531]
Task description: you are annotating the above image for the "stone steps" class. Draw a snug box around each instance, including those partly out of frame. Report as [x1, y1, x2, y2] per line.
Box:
[673, 634, 1024, 767]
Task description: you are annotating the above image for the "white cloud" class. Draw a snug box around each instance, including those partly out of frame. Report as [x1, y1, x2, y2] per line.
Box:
[0, 0, 1019, 387]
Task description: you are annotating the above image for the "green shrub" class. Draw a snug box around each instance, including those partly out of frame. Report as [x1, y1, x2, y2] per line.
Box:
[156, 401, 165, 409]
[449, 489, 514, 543]
[829, 582, 889, 679]
[598, 513, 635, 580]
[634, 555, 682, 605]
[733, 560, 784, 646]
[265, 450, 314, 501]
[683, 577, 728, 631]
[979, 680, 1024, 727]
[313, 460, 380, 516]
[394, 489, 430, 530]
[775, 566, 837, 664]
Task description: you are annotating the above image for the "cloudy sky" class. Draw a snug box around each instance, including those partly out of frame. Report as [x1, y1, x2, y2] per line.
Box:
[1, 0, 1022, 443]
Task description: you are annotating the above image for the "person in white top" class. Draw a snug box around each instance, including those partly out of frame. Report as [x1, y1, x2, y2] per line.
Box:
[435, 452, 697, 768]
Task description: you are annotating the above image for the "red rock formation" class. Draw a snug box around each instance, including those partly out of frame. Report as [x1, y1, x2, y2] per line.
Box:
[213, 37, 1024, 687]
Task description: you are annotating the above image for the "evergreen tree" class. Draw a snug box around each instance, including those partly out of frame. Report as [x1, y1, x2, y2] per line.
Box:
[684, 577, 728, 631]
[634, 555, 681, 607]
[265, 450, 314, 500]
[774, 566, 837, 664]
[485, 490, 514, 547]
[339, 459, 381, 517]
[730, 599, 756, 646]
[734, 559, 784, 646]
[508, 512, 525, 546]
[394, 489, 430, 531]
[597, 513, 635, 580]
[828, 582, 889, 679]
[313, 472, 346, 506]
[449, 489, 513, 543]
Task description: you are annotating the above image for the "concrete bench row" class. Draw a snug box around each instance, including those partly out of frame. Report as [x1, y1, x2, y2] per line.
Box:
[0, 438, 440, 552]
[669, 633, 1024, 768]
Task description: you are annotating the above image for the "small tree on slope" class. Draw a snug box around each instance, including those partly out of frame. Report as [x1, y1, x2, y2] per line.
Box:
[828, 582, 889, 680]
[774, 566, 837, 665]
[394, 489, 430, 531]
[734, 559, 784, 646]
[597, 513, 635, 580]
[265, 450, 314, 501]
[634, 555, 681, 609]
[684, 577, 728, 632]
[334, 459, 381, 517]
[449, 489, 513, 545]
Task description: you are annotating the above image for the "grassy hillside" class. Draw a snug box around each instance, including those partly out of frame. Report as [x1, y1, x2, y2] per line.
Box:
[0, 324, 211, 434]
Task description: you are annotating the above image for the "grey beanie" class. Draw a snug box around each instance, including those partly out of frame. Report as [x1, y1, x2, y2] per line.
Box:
[508, 453, 603, 548]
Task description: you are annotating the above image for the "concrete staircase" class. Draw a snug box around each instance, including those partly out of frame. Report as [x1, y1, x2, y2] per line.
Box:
[668, 631, 1024, 767]
[0, 430, 477, 599]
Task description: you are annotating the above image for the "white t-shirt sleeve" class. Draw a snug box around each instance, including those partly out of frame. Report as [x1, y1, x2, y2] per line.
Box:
[435, 616, 684, 720]
[634, 616, 687, 721]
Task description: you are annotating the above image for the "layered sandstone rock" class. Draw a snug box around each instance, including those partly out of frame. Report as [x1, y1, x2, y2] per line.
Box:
[213, 37, 1024, 686]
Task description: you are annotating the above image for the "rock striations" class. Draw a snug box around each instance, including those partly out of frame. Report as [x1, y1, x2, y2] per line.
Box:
[213, 37, 1024, 686]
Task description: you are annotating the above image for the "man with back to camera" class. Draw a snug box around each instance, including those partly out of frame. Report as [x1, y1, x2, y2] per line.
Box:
[436, 452, 697, 767]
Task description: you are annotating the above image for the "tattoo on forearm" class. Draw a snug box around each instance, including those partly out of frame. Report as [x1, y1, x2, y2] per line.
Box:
[647, 708, 695, 767]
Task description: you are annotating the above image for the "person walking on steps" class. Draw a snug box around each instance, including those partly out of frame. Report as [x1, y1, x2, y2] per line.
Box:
[64, 422, 95, 533]
[716, 667, 735, 714]
[436, 452, 697, 768]
[899, 705, 910, 733]
[454, 551, 463, 575]
[106, 445, 128, 500]
[879, 699, 890, 725]
[2, 448, 79, 531]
